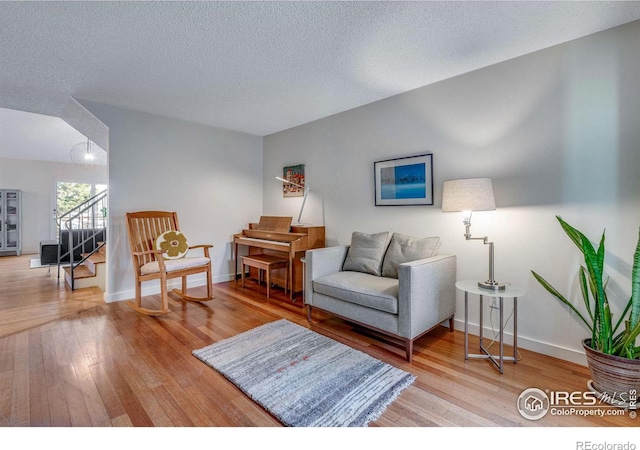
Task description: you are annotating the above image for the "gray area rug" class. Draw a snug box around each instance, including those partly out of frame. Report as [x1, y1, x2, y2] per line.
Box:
[192, 319, 416, 427]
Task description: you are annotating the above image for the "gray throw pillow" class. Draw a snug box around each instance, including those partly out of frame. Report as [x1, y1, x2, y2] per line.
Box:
[381, 233, 440, 279]
[342, 231, 391, 276]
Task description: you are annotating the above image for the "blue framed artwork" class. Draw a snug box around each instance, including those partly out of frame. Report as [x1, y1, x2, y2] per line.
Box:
[374, 153, 433, 206]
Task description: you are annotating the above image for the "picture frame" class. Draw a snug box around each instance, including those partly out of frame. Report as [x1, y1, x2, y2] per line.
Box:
[282, 164, 305, 198]
[374, 153, 433, 206]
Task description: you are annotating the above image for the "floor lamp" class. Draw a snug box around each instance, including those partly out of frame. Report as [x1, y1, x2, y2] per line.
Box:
[442, 177, 505, 291]
[275, 176, 310, 225]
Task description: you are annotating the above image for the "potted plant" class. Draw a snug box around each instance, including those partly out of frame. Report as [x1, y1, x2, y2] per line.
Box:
[532, 216, 640, 405]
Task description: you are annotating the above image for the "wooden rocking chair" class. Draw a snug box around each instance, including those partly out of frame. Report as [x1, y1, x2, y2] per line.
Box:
[125, 211, 214, 316]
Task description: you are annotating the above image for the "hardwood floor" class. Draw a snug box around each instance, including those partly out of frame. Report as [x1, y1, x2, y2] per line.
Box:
[0, 254, 636, 437]
[0, 255, 104, 339]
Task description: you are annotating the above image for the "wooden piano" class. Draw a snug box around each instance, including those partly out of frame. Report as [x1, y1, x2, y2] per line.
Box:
[233, 216, 325, 299]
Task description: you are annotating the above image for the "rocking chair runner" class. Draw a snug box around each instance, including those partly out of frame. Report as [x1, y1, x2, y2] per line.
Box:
[125, 211, 214, 316]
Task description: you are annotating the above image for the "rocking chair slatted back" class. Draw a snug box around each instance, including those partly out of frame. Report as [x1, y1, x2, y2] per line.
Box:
[127, 211, 179, 267]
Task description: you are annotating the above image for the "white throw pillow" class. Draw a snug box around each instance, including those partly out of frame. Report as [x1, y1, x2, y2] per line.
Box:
[155, 230, 189, 260]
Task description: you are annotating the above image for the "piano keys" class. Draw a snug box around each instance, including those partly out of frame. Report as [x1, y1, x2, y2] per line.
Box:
[233, 216, 325, 299]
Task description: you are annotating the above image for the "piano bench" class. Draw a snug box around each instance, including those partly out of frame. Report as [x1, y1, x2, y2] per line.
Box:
[241, 254, 289, 298]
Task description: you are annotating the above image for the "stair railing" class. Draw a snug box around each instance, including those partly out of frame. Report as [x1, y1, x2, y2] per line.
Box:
[57, 190, 108, 290]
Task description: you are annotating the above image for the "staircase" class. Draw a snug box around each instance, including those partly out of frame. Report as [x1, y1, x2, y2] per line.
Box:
[57, 190, 108, 291]
[63, 244, 106, 291]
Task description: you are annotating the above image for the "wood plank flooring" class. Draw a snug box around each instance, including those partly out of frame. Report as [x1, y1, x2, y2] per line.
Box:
[0, 254, 636, 439]
[0, 255, 104, 338]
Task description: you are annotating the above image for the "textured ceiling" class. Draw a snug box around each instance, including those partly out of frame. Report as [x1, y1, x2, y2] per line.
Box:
[2, 1, 640, 162]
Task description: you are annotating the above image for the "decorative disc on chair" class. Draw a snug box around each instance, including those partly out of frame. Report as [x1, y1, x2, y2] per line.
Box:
[155, 230, 189, 259]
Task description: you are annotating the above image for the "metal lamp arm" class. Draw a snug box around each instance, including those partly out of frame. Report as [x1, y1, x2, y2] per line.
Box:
[297, 187, 310, 224]
[462, 213, 503, 291]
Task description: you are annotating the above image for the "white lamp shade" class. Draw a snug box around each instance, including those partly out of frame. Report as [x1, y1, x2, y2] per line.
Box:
[441, 178, 496, 212]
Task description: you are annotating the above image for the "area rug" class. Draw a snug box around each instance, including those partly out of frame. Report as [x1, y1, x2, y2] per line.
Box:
[30, 258, 47, 269]
[192, 319, 416, 427]
[30, 258, 70, 269]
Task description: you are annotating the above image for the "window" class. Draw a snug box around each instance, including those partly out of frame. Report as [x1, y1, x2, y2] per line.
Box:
[55, 182, 108, 233]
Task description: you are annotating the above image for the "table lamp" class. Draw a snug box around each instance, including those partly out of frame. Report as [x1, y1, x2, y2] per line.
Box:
[442, 177, 505, 291]
[275, 176, 310, 225]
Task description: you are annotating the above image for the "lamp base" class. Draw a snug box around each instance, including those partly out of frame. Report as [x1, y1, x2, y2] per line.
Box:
[478, 280, 506, 292]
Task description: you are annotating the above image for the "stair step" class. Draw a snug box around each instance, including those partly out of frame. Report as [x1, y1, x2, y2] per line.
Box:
[64, 264, 96, 280]
[83, 252, 106, 264]
[63, 236, 106, 291]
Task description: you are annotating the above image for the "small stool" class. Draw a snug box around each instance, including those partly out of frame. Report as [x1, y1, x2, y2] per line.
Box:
[241, 254, 289, 298]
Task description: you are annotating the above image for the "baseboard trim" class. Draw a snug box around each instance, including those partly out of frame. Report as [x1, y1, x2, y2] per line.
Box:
[451, 317, 587, 366]
[103, 273, 235, 303]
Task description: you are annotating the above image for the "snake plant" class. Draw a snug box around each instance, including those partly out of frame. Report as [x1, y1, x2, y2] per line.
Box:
[532, 216, 640, 359]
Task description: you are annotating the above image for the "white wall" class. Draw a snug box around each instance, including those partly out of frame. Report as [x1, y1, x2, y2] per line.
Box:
[264, 21, 640, 364]
[0, 156, 107, 254]
[80, 101, 264, 302]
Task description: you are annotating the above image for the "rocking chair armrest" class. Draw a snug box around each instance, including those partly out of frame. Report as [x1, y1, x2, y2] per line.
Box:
[188, 244, 213, 250]
[132, 249, 168, 257]
[131, 249, 169, 273]
[188, 244, 214, 258]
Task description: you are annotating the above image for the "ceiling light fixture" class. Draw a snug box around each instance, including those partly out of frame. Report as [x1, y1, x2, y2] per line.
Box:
[69, 138, 106, 168]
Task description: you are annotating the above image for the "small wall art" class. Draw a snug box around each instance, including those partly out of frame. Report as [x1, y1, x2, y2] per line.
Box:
[282, 164, 305, 198]
[374, 153, 433, 206]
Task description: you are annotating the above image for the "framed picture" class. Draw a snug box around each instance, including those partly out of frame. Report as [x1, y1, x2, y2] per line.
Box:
[282, 164, 305, 198]
[374, 153, 433, 206]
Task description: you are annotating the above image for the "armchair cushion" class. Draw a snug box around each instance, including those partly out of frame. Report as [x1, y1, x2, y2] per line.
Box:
[314, 271, 399, 314]
[342, 231, 391, 276]
[381, 233, 440, 278]
[140, 256, 210, 275]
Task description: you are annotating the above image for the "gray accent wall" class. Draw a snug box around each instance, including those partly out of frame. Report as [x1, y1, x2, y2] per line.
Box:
[264, 20, 640, 364]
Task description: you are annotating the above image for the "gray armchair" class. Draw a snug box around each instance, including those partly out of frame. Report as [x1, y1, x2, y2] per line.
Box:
[305, 244, 456, 362]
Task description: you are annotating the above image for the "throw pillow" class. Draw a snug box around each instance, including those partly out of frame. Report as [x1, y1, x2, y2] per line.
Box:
[342, 231, 391, 276]
[155, 230, 189, 260]
[381, 233, 440, 278]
